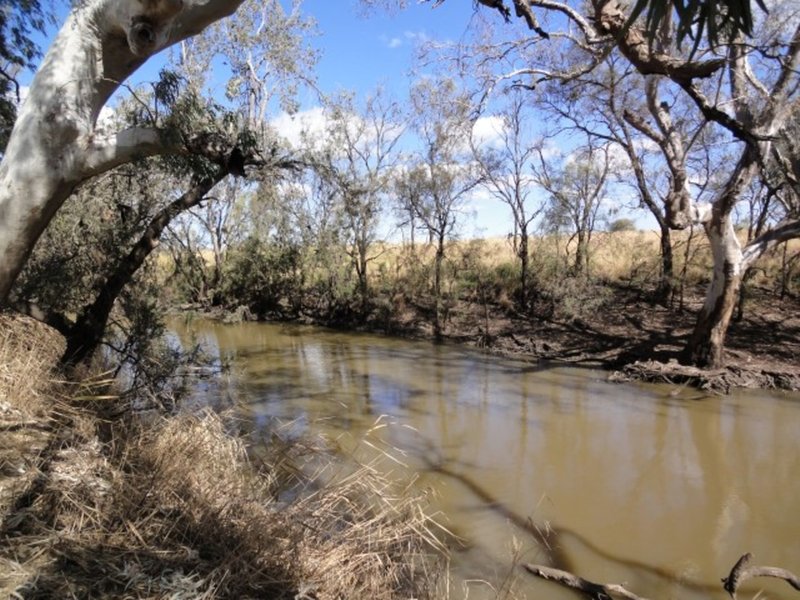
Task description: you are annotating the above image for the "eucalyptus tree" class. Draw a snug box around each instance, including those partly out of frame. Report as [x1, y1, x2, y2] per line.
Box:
[400, 79, 482, 339]
[422, 0, 800, 369]
[13, 80, 292, 365]
[161, 0, 316, 304]
[533, 140, 612, 277]
[470, 91, 545, 309]
[0, 0, 251, 305]
[532, 53, 689, 303]
[311, 90, 405, 317]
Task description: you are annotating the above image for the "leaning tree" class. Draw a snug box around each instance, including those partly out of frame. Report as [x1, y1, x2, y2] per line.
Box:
[0, 0, 247, 304]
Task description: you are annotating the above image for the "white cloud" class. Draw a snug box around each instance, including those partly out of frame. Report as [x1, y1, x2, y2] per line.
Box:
[471, 115, 506, 149]
[404, 30, 430, 44]
[379, 34, 404, 49]
[270, 106, 328, 149]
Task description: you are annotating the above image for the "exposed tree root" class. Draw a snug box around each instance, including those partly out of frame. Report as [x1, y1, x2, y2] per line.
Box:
[610, 359, 800, 393]
[723, 553, 800, 599]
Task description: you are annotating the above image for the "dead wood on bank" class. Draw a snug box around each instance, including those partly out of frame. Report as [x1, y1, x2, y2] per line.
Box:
[524, 563, 651, 600]
[524, 553, 800, 600]
[609, 359, 800, 393]
[722, 553, 800, 599]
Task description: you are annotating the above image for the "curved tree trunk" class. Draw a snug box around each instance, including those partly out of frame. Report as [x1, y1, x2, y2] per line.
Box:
[0, 0, 244, 305]
[62, 173, 226, 366]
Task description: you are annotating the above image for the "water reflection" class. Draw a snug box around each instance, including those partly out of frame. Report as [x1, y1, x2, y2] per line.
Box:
[172, 319, 800, 599]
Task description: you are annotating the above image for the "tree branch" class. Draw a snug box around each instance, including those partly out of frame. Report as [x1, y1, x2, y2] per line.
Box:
[168, 0, 247, 44]
[722, 553, 800, 599]
[742, 219, 800, 269]
[524, 564, 651, 600]
[676, 79, 763, 146]
[622, 109, 664, 144]
[511, 0, 549, 38]
[82, 128, 167, 177]
[525, 553, 800, 600]
[593, 0, 725, 79]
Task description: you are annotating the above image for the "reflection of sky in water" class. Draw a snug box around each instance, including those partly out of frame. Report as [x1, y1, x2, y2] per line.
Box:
[169, 319, 800, 600]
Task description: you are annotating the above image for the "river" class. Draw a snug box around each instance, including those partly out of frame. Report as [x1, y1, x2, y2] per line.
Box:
[171, 319, 800, 599]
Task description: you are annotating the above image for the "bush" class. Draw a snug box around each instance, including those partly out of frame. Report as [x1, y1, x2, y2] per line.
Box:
[221, 236, 302, 318]
[609, 218, 637, 233]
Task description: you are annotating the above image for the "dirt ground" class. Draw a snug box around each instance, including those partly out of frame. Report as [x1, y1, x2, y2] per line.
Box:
[436, 285, 800, 393]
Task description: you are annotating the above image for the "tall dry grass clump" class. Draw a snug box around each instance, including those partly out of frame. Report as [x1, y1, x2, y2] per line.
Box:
[0, 313, 64, 418]
[0, 313, 445, 599]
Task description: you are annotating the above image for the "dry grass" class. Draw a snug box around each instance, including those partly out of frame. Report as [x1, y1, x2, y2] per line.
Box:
[0, 315, 446, 599]
[0, 313, 66, 524]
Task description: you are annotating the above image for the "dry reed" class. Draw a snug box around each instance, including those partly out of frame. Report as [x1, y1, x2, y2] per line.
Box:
[0, 315, 446, 599]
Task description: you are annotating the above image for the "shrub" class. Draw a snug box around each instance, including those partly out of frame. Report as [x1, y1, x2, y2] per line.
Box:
[609, 218, 637, 233]
[221, 236, 302, 318]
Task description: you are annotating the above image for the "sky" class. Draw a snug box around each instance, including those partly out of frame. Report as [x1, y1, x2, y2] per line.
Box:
[20, 0, 649, 239]
[299, 1, 470, 98]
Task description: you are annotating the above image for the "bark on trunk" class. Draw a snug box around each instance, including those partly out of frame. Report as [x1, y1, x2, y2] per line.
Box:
[656, 224, 675, 305]
[62, 173, 225, 366]
[574, 231, 588, 276]
[519, 229, 530, 310]
[684, 215, 743, 368]
[0, 0, 244, 305]
[433, 236, 445, 340]
[356, 234, 369, 318]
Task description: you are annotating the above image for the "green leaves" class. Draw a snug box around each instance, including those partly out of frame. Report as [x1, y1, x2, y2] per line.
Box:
[625, 0, 769, 52]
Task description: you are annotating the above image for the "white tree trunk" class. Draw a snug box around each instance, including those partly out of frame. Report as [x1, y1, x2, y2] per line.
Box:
[685, 212, 744, 368]
[684, 150, 760, 368]
[0, 0, 244, 304]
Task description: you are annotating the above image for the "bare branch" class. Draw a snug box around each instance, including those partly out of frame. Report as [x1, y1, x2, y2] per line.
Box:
[676, 79, 763, 146]
[169, 0, 247, 43]
[511, 0, 549, 38]
[743, 219, 800, 268]
[524, 564, 651, 600]
[622, 109, 664, 144]
[722, 553, 800, 599]
[771, 23, 800, 102]
[530, 0, 602, 43]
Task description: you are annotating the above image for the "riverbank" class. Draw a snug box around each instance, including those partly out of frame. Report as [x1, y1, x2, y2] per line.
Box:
[0, 313, 444, 598]
[454, 285, 800, 393]
[201, 283, 800, 394]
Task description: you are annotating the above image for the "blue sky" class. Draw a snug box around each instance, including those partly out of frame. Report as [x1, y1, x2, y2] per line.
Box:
[20, 0, 647, 238]
[99, 0, 477, 106]
[301, 0, 472, 98]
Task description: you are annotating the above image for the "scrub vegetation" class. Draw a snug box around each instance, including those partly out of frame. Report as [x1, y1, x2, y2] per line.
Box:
[1, 0, 799, 597]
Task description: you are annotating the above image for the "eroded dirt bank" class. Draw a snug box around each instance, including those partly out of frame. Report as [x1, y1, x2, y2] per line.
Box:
[345, 285, 800, 393]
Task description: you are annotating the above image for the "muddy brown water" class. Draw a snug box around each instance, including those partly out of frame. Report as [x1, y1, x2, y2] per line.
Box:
[171, 319, 800, 599]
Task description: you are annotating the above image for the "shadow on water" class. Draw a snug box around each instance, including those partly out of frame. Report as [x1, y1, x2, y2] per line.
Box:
[424, 462, 724, 594]
[170, 318, 800, 600]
